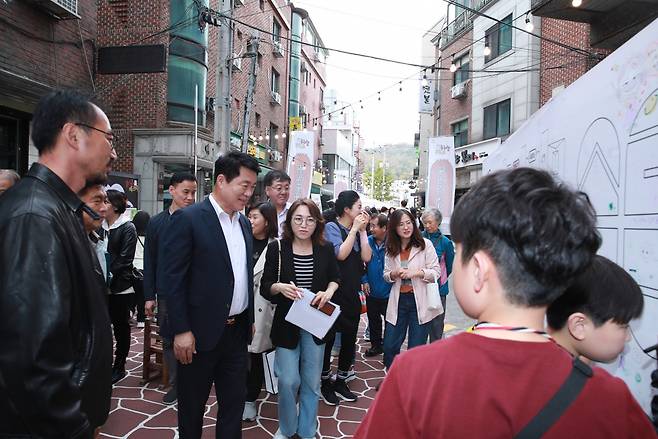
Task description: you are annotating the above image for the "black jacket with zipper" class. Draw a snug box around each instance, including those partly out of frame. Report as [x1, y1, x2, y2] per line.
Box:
[107, 219, 137, 294]
[0, 163, 112, 438]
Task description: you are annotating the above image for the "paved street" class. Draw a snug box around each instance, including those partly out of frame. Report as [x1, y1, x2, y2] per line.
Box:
[99, 291, 474, 438]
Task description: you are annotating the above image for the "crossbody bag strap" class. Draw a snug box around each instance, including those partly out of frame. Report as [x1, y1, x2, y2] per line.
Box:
[514, 357, 593, 439]
[276, 239, 281, 283]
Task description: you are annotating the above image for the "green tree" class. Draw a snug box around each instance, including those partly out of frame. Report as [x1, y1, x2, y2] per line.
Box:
[363, 165, 394, 201]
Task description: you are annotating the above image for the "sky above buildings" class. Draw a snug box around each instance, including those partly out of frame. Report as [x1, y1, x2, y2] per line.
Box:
[296, 0, 447, 147]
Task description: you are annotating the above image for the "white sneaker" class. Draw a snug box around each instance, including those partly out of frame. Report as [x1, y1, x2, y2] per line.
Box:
[242, 401, 257, 422]
[332, 369, 356, 382]
[273, 429, 289, 439]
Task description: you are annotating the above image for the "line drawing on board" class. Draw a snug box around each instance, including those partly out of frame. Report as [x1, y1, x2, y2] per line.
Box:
[576, 118, 621, 217]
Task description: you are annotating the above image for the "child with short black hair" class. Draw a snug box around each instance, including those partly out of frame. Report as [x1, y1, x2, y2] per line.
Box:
[547, 254, 644, 363]
[356, 167, 655, 438]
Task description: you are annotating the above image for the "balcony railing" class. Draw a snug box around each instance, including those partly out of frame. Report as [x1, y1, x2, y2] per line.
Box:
[439, 0, 496, 49]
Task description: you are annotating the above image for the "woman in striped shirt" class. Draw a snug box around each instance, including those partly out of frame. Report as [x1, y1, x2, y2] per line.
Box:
[260, 199, 340, 439]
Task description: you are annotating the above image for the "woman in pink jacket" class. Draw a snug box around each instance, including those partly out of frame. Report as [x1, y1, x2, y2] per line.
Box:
[382, 209, 443, 369]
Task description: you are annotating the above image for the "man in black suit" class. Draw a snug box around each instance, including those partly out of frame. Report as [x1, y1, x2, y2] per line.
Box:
[162, 152, 259, 438]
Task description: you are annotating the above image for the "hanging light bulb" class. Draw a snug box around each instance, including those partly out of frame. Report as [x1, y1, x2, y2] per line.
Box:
[449, 55, 457, 73]
[313, 124, 318, 131]
[525, 14, 534, 32]
[421, 74, 428, 87]
[274, 134, 279, 139]
[282, 133, 286, 138]
[302, 164, 307, 170]
[572, 0, 582, 6]
[265, 134, 270, 140]
[483, 46, 491, 56]
[258, 135, 263, 141]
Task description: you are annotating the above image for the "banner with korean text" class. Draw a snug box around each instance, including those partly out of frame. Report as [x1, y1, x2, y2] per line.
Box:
[426, 136, 456, 235]
[286, 130, 316, 200]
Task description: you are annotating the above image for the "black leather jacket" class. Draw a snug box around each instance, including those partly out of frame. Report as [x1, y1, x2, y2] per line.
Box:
[106, 219, 137, 294]
[0, 163, 112, 438]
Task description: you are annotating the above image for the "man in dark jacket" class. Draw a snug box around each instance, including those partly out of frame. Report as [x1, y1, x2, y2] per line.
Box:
[0, 90, 116, 438]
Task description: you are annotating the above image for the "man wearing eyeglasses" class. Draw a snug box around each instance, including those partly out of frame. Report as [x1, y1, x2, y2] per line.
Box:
[0, 90, 117, 438]
[264, 170, 291, 237]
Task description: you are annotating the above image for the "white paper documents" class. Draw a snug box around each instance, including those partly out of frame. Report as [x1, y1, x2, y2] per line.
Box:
[285, 288, 341, 339]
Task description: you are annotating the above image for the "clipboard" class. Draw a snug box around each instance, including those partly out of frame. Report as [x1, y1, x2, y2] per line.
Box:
[285, 288, 341, 339]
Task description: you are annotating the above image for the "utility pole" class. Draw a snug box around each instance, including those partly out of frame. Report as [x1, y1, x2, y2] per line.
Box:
[215, 0, 233, 155]
[241, 34, 259, 153]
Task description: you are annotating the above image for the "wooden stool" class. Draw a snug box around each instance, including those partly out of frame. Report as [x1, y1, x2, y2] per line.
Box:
[140, 317, 169, 388]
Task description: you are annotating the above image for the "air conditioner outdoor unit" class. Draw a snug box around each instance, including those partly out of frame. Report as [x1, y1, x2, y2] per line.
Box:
[232, 55, 242, 71]
[271, 91, 281, 105]
[28, 0, 79, 18]
[451, 81, 467, 99]
[272, 40, 284, 57]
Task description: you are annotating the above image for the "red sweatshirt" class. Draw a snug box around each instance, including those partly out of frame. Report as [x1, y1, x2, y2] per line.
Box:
[356, 333, 655, 438]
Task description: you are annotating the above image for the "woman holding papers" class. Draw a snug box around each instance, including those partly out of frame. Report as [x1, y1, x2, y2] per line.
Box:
[260, 199, 340, 439]
[383, 209, 442, 370]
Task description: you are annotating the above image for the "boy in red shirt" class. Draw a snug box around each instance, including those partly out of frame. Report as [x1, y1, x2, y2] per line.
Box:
[356, 168, 655, 438]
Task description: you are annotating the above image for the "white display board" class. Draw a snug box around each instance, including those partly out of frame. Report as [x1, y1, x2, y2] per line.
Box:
[485, 19, 658, 414]
[286, 131, 316, 201]
[426, 136, 456, 235]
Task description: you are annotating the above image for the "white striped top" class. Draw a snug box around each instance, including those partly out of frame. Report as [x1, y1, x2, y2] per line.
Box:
[293, 253, 314, 290]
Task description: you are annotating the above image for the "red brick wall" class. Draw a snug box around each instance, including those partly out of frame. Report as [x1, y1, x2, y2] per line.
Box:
[96, 0, 170, 173]
[0, 0, 97, 91]
[230, 0, 291, 163]
[438, 31, 473, 141]
[539, 19, 608, 106]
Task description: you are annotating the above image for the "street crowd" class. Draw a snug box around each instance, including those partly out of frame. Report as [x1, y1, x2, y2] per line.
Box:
[0, 89, 655, 439]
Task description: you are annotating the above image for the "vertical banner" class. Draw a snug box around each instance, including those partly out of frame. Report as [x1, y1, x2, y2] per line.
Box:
[333, 169, 349, 198]
[418, 77, 434, 114]
[287, 130, 315, 201]
[426, 136, 456, 234]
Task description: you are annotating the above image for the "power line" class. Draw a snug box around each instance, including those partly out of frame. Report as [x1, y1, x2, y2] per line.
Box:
[443, 0, 603, 60]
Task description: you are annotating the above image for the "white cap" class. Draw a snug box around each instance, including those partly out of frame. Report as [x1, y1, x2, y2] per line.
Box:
[105, 183, 125, 193]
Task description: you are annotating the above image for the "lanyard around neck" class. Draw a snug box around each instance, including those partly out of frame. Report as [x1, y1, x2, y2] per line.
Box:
[468, 321, 553, 340]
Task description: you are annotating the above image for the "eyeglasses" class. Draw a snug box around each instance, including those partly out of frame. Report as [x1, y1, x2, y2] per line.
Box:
[292, 216, 317, 226]
[75, 123, 117, 148]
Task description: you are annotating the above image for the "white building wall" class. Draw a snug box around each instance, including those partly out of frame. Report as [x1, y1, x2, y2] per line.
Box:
[470, 0, 541, 143]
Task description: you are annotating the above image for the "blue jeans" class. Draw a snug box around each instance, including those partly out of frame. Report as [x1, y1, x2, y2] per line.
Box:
[274, 330, 324, 438]
[383, 293, 430, 369]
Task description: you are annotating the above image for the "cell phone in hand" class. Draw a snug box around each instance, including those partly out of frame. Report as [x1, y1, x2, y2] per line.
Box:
[312, 301, 336, 316]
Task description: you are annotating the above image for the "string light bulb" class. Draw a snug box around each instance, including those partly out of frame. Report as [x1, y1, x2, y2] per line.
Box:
[525, 14, 534, 32]
[483, 46, 491, 56]
[282, 133, 286, 138]
[572, 0, 582, 6]
[378, 92, 381, 101]
[313, 124, 318, 131]
[265, 134, 270, 140]
[274, 134, 279, 139]
[449, 55, 457, 73]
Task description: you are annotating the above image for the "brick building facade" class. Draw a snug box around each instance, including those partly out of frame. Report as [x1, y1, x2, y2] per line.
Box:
[0, 0, 97, 174]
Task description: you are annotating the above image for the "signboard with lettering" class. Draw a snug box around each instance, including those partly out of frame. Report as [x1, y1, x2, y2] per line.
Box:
[419, 77, 434, 114]
[425, 136, 455, 234]
[286, 130, 315, 200]
[289, 116, 303, 132]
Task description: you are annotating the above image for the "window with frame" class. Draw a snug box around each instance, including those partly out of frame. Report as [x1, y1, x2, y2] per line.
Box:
[271, 68, 280, 93]
[484, 14, 512, 63]
[452, 119, 468, 148]
[269, 123, 278, 149]
[483, 99, 511, 139]
[453, 53, 470, 86]
[273, 20, 281, 43]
